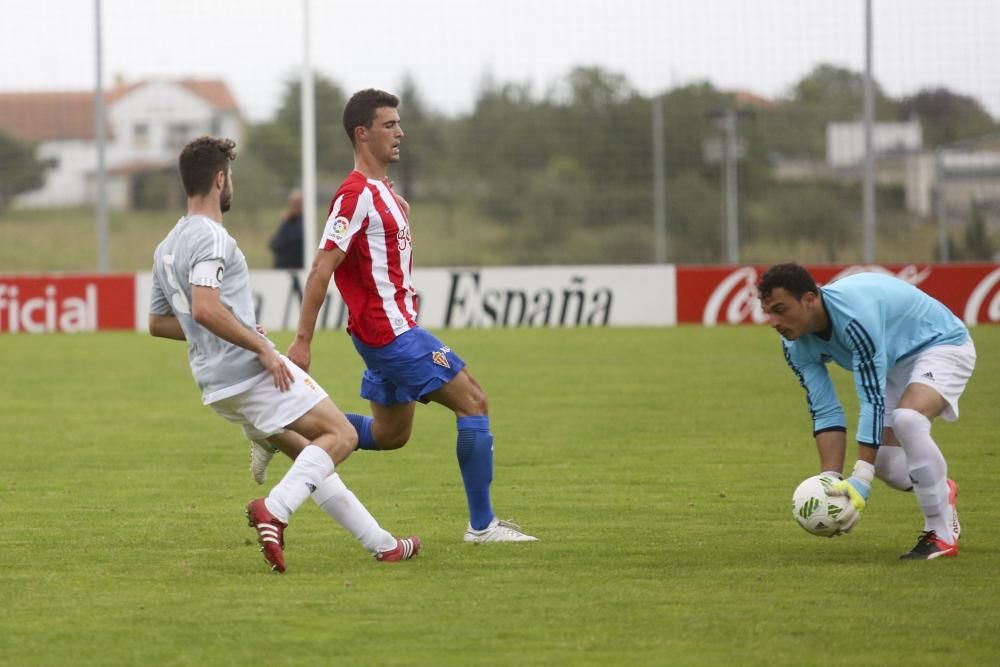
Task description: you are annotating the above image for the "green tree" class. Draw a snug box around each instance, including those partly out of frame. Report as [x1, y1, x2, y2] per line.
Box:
[659, 82, 729, 174]
[246, 73, 351, 187]
[396, 74, 448, 200]
[230, 151, 288, 221]
[749, 183, 857, 263]
[665, 169, 724, 262]
[761, 64, 896, 159]
[275, 73, 351, 174]
[244, 121, 299, 191]
[0, 132, 46, 207]
[513, 155, 589, 262]
[462, 79, 552, 176]
[455, 80, 547, 222]
[556, 67, 650, 229]
[898, 88, 998, 147]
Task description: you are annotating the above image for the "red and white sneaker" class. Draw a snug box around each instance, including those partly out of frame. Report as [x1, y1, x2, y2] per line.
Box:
[374, 536, 421, 562]
[246, 498, 287, 573]
[899, 530, 958, 560]
[947, 478, 961, 542]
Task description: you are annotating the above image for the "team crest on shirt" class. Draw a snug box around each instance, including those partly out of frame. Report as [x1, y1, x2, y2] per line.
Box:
[330, 216, 349, 241]
[431, 348, 451, 369]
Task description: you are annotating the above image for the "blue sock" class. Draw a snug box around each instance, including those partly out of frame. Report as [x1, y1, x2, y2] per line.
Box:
[346, 413, 378, 450]
[456, 415, 495, 530]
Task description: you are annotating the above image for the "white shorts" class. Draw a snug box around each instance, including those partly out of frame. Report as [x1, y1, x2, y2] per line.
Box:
[208, 355, 328, 440]
[884, 338, 976, 424]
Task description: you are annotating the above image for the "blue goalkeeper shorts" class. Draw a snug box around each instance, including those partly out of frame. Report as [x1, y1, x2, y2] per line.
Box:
[352, 327, 466, 405]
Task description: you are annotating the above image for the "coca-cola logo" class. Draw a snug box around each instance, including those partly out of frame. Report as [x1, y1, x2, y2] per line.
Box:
[828, 264, 932, 285]
[702, 267, 768, 326]
[701, 264, 937, 326]
[963, 267, 1000, 324]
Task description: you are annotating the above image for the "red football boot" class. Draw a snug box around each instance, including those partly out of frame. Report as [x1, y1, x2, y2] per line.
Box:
[246, 498, 287, 573]
[375, 536, 421, 562]
[899, 530, 958, 560]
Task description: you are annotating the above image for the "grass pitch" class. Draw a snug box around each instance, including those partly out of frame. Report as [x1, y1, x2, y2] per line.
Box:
[2, 326, 998, 666]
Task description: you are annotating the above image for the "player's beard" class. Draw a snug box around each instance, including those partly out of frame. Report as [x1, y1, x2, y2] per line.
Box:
[220, 177, 233, 212]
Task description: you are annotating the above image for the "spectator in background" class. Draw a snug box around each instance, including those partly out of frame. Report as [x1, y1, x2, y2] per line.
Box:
[269, 189, 304, 269]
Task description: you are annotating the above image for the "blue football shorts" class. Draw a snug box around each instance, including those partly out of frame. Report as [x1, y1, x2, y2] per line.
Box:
[352, 327, 466, 405]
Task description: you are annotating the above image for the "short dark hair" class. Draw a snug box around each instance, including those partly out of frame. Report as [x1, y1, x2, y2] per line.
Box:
[757, 262, 819, 300]
[343, 89, 399, 146]
[178, 136, 237, 197]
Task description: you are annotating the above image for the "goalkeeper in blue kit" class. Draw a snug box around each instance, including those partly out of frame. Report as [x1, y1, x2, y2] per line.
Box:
[757, 263, 976, 559]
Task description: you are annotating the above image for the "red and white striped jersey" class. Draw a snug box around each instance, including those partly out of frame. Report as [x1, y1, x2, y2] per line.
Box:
[320, 171, 417, 346]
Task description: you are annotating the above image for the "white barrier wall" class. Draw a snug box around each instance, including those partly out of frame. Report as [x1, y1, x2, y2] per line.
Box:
[135, 265, 678, 332]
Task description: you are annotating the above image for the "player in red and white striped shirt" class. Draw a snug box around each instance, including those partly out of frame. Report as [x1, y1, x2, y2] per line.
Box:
[287, 89, 535, 543]
[322, 168, 417, 347]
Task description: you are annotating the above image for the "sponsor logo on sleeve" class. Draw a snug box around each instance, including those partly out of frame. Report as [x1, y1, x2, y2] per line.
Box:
[330, 216, 350, 242]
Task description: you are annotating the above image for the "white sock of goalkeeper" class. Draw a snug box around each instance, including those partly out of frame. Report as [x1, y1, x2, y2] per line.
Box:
[312, 473, 397, 553]
[264, 444, 334, 524]
[874, 444, 911, 491]
[894, 408, 953, 543]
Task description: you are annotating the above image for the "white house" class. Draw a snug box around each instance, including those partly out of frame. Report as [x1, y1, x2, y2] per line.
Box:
[826, 119, 923, 168]
[0, 79, 242, 209]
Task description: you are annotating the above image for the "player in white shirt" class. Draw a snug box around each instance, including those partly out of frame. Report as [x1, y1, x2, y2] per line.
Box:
[149, 136, 419, 572]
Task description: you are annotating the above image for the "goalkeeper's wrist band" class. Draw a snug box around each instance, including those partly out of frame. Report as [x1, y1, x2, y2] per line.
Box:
[851, 460, 875, 485]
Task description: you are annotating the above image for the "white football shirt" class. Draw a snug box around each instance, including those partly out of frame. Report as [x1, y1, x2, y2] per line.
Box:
[150, 215, 273, 403]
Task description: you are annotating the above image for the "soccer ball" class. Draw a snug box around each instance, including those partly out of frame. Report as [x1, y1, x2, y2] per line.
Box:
[792, 474, 850, 537]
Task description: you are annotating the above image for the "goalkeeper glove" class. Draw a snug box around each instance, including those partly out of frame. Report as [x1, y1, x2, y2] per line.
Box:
[827, 460, 875, 534]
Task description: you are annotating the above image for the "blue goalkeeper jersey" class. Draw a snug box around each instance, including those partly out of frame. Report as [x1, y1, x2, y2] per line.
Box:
[781, 272, 968, 446]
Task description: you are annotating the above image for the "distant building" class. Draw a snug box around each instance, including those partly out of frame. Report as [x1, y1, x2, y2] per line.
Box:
[772, 120, 999, 227]
[906, 134, 1000, 221]
[771, 120, 924, 187]
[0, 79, 242, 209]
[826, 119, 923, 168]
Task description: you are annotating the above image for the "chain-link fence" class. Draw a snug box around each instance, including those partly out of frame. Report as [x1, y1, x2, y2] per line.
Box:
[1, 0, 998, 271]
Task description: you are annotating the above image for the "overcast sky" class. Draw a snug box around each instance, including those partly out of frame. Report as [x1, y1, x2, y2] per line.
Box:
[2, 0, 997, 120]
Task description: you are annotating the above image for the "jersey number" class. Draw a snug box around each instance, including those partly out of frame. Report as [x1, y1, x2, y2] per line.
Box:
[162, 254, 191, 314]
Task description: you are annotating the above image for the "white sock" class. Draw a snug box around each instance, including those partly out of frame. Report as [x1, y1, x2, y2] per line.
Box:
[894, 408, 952, 543]
[265, 444, 334, 524]
[312, 473, 396, 553]
[874, 445, 911, 491]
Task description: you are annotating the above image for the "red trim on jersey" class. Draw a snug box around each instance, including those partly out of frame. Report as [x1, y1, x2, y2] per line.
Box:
[320, 171, 417, 346]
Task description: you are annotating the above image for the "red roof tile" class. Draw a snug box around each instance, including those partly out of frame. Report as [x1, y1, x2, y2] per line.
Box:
[728, 89, 777, 109]
[178, 79, 240, 111]
[0, 79, 240, 142]
[0, 91, 98, 141]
